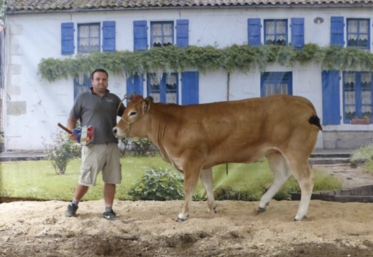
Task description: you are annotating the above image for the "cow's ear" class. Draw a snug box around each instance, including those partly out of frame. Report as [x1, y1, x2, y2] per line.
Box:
[143, 98, 152, 113]
[145, 96, 154, 103]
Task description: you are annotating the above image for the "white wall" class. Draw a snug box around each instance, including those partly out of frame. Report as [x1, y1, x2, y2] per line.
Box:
[4, 8, 371, 150]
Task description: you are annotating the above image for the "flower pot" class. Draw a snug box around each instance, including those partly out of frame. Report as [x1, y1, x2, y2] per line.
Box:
[351, 118, 370, 125]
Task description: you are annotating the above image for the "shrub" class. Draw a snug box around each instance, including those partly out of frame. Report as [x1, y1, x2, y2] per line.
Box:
[132, 137, 153, 156]
[350, 144, 373, 168]
[42, 131, 81, 175]
[119, 138, 131, 155]
[129, 168, 184, 200]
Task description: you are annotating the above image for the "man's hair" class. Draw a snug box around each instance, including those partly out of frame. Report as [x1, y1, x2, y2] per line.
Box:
[91, 69, 109, 80]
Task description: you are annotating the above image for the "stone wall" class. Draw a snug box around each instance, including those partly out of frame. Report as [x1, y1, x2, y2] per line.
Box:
[323, 131, 373, 149]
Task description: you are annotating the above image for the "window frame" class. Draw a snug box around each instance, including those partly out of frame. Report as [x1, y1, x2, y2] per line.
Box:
[260, 72, 293, 97]
[264, 19, 288, 46]
[346, 18, 370, 50]
[343, 71, 373, 124]
[150, 21, 174, 48]
[147, 73, 179, 104]
[77, 23, 101, 54]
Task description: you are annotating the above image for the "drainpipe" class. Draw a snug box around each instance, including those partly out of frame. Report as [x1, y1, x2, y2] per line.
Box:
[226, 72, 230, 176]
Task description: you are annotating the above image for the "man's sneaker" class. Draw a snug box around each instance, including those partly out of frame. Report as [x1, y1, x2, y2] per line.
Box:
[103, 210, 117, 220]
[65, 203, 78, 217]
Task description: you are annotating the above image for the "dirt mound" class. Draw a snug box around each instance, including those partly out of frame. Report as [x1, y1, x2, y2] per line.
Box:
[1, 199, 373, 256]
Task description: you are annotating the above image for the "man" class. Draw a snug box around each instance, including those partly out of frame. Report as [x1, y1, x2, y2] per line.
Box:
[65, 69, 125, 220]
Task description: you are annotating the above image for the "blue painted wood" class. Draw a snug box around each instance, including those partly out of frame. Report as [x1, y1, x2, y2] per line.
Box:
[322, 70, 341, 125]
[182, 72, 199, 105]
[134, 20, 148, 51]
[291, 18, 304, 49]
[248, 18, 261, 46]
[61, 22, 74, 55]
[331, 17, 344, 47]
[102, 21, 116, 52]
[126, 74, 144, 104]
[176, 19, 189, 48]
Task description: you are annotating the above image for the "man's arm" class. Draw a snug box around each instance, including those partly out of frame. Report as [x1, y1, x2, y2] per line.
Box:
[67, 116, 77, 131]
[67, 117, 78, 141]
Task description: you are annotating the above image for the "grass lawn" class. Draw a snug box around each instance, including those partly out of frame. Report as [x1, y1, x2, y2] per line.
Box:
[0, 156, 342, 201]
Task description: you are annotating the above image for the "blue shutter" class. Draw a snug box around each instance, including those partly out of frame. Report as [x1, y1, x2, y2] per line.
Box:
[134, 20, 148, 51]
[331, 17, 344, 47]
[322, 70, 341, 125]
[61, 22, 74, 55]
[182, 71, 199, 105]
[248, 18, 261, 46]
[176, 19, 189, 48]
[291, 18, 304, 49]
[126, 75, 144, 103]
[102, 21, 116, 52]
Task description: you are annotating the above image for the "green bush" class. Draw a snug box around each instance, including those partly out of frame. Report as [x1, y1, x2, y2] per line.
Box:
[129, 168, 184, 200]
[132, 137, 153, 156]
[42, 132, 81, 175]
[350, 144, 373, 168]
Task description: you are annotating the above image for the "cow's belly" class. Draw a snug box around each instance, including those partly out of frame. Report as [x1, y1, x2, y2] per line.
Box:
[203, 147, 271, 168]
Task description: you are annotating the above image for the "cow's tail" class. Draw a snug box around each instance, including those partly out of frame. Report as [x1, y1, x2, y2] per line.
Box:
[308, 115, 322, 131]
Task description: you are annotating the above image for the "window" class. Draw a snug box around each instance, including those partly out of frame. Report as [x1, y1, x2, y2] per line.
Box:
[264, 20, 287, 46]
[343, 72, 372, 123]
[151, 22, 174, 47]
[148, 73, 178, 103]
[74, 75, 90, 99]
[347, 19, 370, 49]
[78, 23, 100, 53]
[261, 72, 292, 97]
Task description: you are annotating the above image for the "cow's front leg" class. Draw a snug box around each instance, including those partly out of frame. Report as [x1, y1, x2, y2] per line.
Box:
[177, 167, 201, 222]
[200, 168, 216, 213]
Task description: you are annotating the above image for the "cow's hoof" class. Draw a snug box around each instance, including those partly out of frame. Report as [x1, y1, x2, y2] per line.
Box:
[294, 215, 307, 221]
[256, 207, 266, 214]
[176, 213, 189, 222]
[213, 206, 217, 213]
[176, 217, 187, 222]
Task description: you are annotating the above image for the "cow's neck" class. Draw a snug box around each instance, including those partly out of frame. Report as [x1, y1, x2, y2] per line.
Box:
[146, 105, 174, 164]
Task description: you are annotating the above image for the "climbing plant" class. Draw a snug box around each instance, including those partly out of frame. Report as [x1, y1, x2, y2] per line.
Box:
[38, 44, 373, 82]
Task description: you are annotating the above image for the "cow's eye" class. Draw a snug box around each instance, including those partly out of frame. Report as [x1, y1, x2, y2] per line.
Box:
[129, 111, 137, 117]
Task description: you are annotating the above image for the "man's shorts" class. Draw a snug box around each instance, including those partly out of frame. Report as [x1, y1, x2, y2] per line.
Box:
[79, 143, 122, 187]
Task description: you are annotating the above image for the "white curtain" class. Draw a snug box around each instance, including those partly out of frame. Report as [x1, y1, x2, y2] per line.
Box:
[276, 21, 286, 34]
[166, 93, 177, 103]
[79, 26, 89, 47]
[348, 20, 358, 33]
[163, 24, 173, 44]
[266, 21, 274, 34]
[360, 20, 368, 33]
[166, 74, 177, 86]
[152, 24, 162, 44]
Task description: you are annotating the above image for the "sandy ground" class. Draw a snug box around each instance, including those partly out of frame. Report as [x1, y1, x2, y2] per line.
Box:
[1, 164, 373, 257]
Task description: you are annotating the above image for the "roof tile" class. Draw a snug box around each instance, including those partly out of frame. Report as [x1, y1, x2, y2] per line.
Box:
[6, 0, 373, 12]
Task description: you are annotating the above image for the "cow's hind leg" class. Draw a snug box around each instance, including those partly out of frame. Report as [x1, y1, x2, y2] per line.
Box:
[177, 161, 202, 222]
[258, 151, 291, 214]
[286, 155, 314, 221]
[200, 168, 217, 213]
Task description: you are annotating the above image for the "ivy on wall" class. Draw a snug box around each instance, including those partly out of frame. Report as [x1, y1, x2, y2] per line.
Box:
[38, 44, 373, 82]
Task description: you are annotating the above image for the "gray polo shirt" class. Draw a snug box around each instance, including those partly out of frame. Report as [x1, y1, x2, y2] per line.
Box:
[70, 88, 126, 144]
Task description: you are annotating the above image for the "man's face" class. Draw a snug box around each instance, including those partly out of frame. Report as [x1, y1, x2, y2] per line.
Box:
[92, 71, 108, 95]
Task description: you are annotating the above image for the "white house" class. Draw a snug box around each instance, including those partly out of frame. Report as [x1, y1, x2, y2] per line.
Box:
[4, 0, 373, 151]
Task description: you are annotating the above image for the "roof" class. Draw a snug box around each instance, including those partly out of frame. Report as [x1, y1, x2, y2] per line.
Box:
[6, 0, 373, 13]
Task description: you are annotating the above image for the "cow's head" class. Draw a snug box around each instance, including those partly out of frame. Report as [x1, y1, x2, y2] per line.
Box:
[113, 95, 153, 138]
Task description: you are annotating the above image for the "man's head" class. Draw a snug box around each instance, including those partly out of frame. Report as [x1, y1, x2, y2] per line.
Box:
[91, 69, 109, 96]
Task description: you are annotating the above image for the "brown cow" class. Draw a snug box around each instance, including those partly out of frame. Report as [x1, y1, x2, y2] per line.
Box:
[113, 94, 322, 221]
